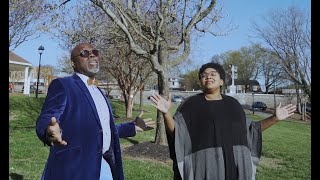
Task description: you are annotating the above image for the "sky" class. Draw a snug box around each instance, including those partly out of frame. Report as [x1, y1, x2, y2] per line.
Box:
[12, 0, 310, 88]
[189, 0, 311, 66]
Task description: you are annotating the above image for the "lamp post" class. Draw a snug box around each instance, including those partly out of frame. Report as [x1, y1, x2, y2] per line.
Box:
[36, 45, 45, 98]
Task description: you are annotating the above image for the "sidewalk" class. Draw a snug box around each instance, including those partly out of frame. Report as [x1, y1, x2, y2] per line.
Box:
[244, 109, 273, 118]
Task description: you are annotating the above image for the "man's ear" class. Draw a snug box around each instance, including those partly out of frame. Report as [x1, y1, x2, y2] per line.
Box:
[71, 61, 75, 68]
[220, 80, 224, 86]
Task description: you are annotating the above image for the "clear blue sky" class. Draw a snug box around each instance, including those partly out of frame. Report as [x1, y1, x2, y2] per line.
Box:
[190, 0, 310, 66]
[12, 0, 310, 79]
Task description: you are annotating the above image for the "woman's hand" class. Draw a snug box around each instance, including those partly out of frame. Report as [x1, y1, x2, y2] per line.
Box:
[150, 93, 172, 114]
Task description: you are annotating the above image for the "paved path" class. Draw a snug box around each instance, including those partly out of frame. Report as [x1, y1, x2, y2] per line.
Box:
[244, 109, 272, 118]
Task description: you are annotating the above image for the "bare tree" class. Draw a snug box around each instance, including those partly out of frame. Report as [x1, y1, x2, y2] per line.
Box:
[103, 46, 153, 118]
[57, 55, 74, 74]
[258, 49, 285, 94]
[50, 0, 234, 145]
[9, 0, 51, 50]
[85, 0, 234, 145]
[252, 6, 311, 102]
[50, 3, 154, 118]
[41, 65, 57, 93]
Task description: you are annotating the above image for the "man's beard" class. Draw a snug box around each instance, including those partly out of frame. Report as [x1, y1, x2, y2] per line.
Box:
[86, 63, 99, 76]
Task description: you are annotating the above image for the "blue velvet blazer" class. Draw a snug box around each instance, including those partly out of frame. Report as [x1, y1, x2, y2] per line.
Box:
[36, 74, 124, 180]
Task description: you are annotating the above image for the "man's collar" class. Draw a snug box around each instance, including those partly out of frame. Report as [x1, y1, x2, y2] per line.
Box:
[75, 73, 98, 86]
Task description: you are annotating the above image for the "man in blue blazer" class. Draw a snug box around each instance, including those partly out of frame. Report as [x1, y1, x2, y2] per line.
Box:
[36, 43, 131, 180]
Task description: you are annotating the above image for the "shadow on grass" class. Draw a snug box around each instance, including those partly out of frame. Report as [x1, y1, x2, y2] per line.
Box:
[123, 137, 139, 145]
[9, 126, 35, 130]
[9, 172, 23, 180]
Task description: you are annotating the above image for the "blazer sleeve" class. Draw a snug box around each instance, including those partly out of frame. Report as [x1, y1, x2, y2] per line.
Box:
[35, 79, 67, 145]
[116, 122, 136, 138]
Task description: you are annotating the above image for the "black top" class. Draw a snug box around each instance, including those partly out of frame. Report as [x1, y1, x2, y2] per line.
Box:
[170, 93, 250, 180]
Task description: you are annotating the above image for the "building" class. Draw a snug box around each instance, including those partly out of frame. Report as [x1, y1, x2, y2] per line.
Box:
[168, 77, 184, 90]
[227, 79, 262, 93]
[9, 51, 33, 94]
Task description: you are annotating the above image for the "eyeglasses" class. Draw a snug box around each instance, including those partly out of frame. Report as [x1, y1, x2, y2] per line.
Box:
[79, 49, 99, 58]
[200, 71, 219, 78]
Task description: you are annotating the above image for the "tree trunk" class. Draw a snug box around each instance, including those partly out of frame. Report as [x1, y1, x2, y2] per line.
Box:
[154, 71, 169, 145]
[300, 77, 311, 102]
[302, 101, 305, 121]
[122, 91, 133, 118]
[154, 43, 170, 145]
[139, 85, 144, 111]
[295, 83, 301, 114]
[126, 97, 133, 118]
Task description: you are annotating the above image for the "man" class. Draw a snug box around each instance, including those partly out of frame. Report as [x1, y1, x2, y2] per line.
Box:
[150, 62, 296, 180]
[36, 43, 126, 180]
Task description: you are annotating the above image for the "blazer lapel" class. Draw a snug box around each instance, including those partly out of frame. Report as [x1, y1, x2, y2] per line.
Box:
[72, 74, 102, 128]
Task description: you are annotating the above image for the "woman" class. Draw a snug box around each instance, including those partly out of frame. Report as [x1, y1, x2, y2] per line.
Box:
[150, 62, 296, 180]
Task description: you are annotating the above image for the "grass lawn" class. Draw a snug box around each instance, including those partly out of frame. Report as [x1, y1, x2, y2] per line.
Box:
[9, 95, 310, 179]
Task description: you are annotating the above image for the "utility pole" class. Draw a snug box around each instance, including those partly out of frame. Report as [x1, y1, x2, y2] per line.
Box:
[273, 79, 276, 109]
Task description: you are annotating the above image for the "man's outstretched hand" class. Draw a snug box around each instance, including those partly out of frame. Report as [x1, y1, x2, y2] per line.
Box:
[46, 117, 67, 146]
[134, 111, 154, 132]
[275, 102, 296, 121]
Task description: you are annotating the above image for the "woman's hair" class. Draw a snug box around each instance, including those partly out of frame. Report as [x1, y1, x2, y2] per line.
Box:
[198, 62, 225, 83]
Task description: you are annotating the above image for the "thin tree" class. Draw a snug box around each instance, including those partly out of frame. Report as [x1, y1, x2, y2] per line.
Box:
[9, 0, 51, 50]
[51, 3, 154, 118]
[252, 6, 311, 103]
[86, 0, 235, 145]
[103, 46, 153, 118]
[258, 49, 285, 94]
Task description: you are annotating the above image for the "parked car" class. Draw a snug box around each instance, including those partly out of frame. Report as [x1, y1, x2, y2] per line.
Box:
[252, 101, 267, 111]
[171, 95, 184, 103]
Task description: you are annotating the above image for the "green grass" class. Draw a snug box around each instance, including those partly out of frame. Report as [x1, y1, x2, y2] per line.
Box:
[257, 122, 310, 179]
[248, 114, 311, 179]
[123, 157, 173, 180]
[9, 96, 310, 179]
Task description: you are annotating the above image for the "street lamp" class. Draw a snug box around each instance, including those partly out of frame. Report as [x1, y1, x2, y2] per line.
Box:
[36, 45, 45, 98]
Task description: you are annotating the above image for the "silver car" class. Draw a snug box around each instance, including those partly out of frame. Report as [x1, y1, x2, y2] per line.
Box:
[171, 95, 184, 103]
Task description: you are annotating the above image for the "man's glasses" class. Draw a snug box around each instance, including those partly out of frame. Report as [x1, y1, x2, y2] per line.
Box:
[200, 71, 219, 78]
[79, 49, 99, 58]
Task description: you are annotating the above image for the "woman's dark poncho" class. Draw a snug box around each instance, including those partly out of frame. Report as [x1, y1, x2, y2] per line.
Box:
[169, 94, 262, 180]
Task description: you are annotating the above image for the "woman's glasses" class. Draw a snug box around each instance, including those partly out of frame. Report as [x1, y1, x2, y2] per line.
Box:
[79, 49, 99, 58]
[200, 71, 219, 78]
